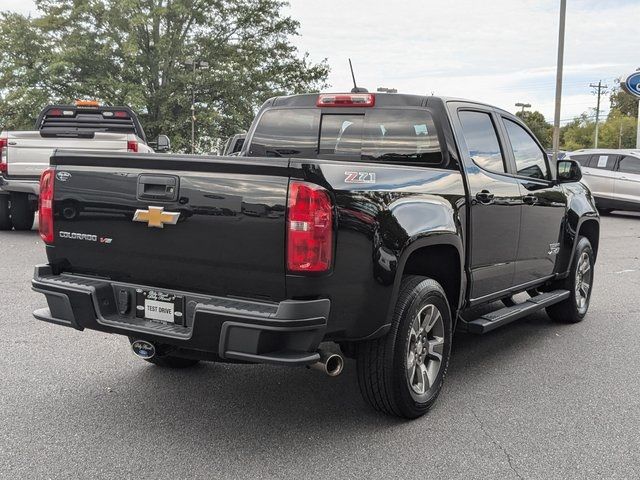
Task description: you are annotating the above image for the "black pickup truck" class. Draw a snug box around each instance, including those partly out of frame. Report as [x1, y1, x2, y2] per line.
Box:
[32, 92, 599, 418]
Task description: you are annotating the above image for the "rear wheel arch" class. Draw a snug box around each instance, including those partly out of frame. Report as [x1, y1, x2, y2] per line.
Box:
[389, 236, 464, 323]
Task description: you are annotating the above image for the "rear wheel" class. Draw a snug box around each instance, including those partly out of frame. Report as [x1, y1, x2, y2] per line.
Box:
[10, 193, 34, 231]
[546, 236, 594, 323]
[0, 195, 11, 230]
[356, 276, 452, 418]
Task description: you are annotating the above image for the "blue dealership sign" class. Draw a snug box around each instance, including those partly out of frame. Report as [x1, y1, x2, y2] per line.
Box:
[622, 72, 640, 99]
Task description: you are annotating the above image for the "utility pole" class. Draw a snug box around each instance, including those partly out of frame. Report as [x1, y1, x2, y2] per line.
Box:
[191, 61, 196, 155]
[590, 80, 608, 148]
[515, 102, 531, 115]
[552, 0, 566, 163]
[636, 68, 640, 149]
[619, 122, 623, 149]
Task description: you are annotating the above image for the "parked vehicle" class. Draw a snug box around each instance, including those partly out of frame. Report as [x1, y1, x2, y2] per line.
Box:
[0, 101, 169, 230]
[220, 133, 246, 156]
[566, 149, 640, 213]
[32, 92, 599, 418]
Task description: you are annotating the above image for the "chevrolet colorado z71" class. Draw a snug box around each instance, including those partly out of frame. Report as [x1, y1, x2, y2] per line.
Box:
[32, 92, 599, 418]
[0, 102, 169, 231]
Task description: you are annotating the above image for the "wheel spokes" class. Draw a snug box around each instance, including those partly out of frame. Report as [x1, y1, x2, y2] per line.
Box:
[427, 336, 444, 361]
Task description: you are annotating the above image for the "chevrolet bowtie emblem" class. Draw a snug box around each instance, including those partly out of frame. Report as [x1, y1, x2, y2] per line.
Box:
[133, 206, 180, 228]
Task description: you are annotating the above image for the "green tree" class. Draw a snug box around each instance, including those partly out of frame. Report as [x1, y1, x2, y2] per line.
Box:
[516, 110, 552, 148]
[560, 113, 595, 151]
[599, 112, 638, 149]
[0, 0, 329, 152]
[610, 78, 639, 118]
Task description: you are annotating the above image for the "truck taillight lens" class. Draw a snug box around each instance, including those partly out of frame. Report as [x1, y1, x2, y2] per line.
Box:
[127, 140, 138, 152]
[286, 181, 333, 273]
[39, 168, 55, 244]
[0, 136, 7, 173]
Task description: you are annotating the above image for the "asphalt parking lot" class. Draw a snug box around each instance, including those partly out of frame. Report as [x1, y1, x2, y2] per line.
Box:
[2, 213, 640, 480]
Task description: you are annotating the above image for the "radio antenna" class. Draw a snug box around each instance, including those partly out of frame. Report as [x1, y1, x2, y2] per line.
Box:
[348, 59, 368, 93]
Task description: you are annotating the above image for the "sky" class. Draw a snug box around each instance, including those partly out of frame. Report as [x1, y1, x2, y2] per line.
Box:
[2, 0, 638, 124]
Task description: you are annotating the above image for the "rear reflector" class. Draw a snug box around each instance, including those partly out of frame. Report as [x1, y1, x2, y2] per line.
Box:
[39, 168, 55, 244]
[127, 140, 139, 152]
[287, 181, 333, 273]
[316, 93, 375, 107]
[114, 111, 129, 118]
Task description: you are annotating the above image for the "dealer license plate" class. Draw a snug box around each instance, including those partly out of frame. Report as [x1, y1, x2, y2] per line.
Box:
[135, 289, 184, 325]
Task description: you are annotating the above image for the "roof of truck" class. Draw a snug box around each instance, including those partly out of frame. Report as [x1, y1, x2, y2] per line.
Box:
[267, 92, 514, 116]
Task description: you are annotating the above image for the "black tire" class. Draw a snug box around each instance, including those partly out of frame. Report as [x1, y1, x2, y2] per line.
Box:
[356, 275, 453, 418]
[128, 337, 200, 368]
[0, 195, 11, 230]
[546, 236, 594, 323]
[10, 193, 34, 231]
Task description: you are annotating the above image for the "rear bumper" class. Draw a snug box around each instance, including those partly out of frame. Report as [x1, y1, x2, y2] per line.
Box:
[32, 265, 329, 366]
[0, 176, 39, 195]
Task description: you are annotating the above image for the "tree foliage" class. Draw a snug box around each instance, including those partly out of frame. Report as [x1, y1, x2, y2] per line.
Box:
[560, 112, 638, 151]
[610, 78, 639, 118]
[0, 0, 329, 152]
[516, 110, 552, 148]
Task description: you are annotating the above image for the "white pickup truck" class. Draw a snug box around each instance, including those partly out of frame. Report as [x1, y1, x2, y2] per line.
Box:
[0, 102, 169, 230]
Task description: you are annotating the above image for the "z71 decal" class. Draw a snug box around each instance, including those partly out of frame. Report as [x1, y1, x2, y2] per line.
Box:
[345, 171, 376, 184]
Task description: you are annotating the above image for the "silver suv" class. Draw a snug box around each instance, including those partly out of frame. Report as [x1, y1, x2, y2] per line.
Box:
[567, 149, 640, 213]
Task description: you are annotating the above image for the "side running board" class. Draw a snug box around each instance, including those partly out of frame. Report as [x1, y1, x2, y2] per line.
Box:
[466, 290, 570, 334]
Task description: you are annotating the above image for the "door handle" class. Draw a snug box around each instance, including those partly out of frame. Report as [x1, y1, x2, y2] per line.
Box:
[523, 194, 538, 205]
[475, 190, 495, 204]
[137, 174, 179, 202]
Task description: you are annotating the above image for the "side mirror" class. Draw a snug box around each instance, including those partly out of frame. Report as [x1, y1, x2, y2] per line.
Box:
[155, 134, 171, 153]
[557, 159, 582, 183]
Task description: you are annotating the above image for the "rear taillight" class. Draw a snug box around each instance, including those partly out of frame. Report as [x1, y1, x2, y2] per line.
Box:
[316, 93, 375, 107]
[286, 181, 333, 273]
[39, 168, 55, 244]
[127, 140, 139, 152]
[0, 136, 7, 173]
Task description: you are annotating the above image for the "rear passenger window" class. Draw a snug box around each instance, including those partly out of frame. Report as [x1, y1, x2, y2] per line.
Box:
[618, 156, 640, 174]
[590, 154, 617, 170]
[504, 119, 550, 180]
[458, 111, 506, 173]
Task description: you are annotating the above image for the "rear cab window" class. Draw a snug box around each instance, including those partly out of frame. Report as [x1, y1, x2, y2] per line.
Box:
[247, 106, 449, 169]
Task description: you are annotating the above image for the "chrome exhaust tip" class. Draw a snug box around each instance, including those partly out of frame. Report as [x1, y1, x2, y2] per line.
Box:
[131, 339, 156, 360]
[310, 351, 344, 377]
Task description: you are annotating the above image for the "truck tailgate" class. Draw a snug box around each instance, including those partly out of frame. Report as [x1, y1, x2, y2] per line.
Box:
[48, 152, 290, 301]
[7, 132, 131, 177]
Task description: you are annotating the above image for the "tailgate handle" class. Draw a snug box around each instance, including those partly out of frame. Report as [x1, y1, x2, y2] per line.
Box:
[137, 174, 179, 202]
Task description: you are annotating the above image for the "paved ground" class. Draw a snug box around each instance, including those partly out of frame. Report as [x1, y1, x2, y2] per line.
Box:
[1, 213, 640, 479]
